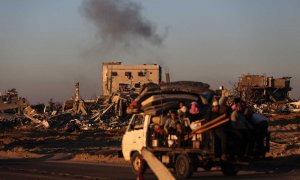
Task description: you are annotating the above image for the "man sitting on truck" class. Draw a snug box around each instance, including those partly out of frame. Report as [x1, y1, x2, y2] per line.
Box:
[164, 110, 179, 135]
[178, 110, 191, 133]
[244, 108, 269, 157]
[206, 101, 230, 160]
[164, 111, 186, 147]
[152, 123, 168, 147]
[230, 100, 254, 158]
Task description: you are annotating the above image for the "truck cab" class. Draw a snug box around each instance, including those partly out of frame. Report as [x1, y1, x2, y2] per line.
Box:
[122, 113, 150, 161]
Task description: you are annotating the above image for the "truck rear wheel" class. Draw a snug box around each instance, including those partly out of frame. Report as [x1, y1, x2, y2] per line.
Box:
[131, 152, 147, 175]
[175, 154, 193, 178]
[221, 162, 239, 176]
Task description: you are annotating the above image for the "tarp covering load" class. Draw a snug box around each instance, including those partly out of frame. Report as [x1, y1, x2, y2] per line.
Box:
[127, 81, 214, 115]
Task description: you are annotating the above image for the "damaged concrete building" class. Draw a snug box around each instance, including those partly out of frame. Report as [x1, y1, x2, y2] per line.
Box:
[102, 62, 161, 96]
[0, 89, 29, 114]
[237, 74, 292, 103]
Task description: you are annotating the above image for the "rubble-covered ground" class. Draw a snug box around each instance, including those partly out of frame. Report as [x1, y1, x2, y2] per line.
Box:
[0, 124, 128, 164]
[0, 113, 299, 166]
[268, 113, 300, 157]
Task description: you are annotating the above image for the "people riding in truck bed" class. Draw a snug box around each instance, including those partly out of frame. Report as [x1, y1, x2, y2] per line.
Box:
[163, 110, 186, 147]
[189, 101, 201, 122]
[230, 98, 255, 159]
[177, 101, 191, 133]
[164, 110, 178, 135]
[178, 101, 188, 117]
[152, 123, 168, 146]
[205, 101, 231, 161]
[244, 106, 269, 157]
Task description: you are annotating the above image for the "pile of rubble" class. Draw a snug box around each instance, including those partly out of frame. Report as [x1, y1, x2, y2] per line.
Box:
[0, 84, 138, 132]
[0, 88, 29, 114]
[217, 74, 300, 115]
[253, 100, 300, 115]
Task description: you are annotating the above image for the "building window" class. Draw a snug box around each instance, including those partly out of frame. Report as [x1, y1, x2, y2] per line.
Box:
[111, 72, 118, 76]
[138, 71, 146, 76]
[125, 72, 131, 76]
[125, 72, 132, 79]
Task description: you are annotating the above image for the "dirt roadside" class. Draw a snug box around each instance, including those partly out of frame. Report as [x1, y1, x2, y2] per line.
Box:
[0, 127, 129, 165]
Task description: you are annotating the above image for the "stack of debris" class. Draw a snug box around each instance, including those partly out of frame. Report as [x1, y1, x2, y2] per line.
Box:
[0, 113, 23, 130]
[0, 88, 29, 114]
[234, 74, 299, 115]
[253, 100, 300, 115]
[23, 106, 50, 128]
[91, 90, 138, 130]
[0, 89, 30, 130]
[0, 84, 135, 131]
[237, 74, 292, 104]
[59, 82, 134, 131]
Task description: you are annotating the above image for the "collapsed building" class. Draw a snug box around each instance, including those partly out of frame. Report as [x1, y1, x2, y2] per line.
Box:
[237, 74, 292, 104]
[235, 74, 298, 114]
[58, 62, 164, 130]
[0, 89, 29, 114]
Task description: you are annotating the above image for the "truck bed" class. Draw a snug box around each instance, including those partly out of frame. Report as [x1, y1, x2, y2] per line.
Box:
[147, 146, 214, 155]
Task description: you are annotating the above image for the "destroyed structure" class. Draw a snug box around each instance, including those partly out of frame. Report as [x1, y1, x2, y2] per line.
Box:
[102, 62, 161, 96]
[0, 89, 29, 114]
[237, 74, 292, 104]
[235, 74, 299, 114]
[215, 74, 298, 114]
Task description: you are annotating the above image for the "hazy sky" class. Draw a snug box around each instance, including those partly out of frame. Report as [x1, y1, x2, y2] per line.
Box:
[1, 0, 300, 104]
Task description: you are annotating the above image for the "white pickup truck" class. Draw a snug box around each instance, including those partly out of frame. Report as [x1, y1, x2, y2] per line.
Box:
[122, 113, 241, 178]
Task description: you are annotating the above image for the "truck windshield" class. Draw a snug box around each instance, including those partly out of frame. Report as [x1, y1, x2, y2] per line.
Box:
[128, 114, 144, 131]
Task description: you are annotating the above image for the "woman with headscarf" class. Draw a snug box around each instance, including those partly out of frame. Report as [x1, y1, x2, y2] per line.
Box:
[189, 101, 201, 122]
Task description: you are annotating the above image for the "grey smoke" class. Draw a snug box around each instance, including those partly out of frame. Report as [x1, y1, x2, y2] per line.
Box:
[80, 0, 164, 46]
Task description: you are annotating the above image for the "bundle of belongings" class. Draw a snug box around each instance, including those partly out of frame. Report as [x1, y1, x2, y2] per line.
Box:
[127, 81, 214, 116]
[127, 81, 216, 147]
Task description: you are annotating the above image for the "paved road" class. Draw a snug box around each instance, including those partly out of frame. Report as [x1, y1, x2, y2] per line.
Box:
[0, 159, 137, 180]
[0, 158, 299, 180]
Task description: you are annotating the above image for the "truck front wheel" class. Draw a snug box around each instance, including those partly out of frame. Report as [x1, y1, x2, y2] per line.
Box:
[131, 152, 147, 175]
[175, 154, 193, 178]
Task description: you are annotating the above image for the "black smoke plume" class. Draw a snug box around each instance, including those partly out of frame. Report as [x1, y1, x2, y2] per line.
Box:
[81, 0, 164, 46]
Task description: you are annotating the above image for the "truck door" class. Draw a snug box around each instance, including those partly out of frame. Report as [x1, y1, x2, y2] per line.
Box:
[122, 114, 146, 159]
